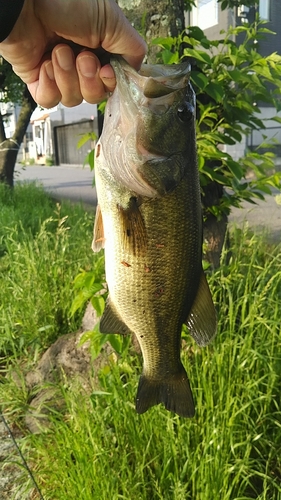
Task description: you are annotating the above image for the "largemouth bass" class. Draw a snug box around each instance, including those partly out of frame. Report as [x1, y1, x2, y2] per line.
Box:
[92, 56, 217, 418]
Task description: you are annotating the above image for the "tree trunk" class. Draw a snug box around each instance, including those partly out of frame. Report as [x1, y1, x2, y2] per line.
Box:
[0, 87, 36, 187]
[119, 0, 185, 63]
[201, 178, 229, 269]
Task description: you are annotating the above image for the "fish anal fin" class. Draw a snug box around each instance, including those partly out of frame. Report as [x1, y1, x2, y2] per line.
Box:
[185, 271, 217, 347]
[100, 298, 131, 336]
[92, 204, 105, 252]
[118, 197, 147, 256]
[136, 365, 195, 418]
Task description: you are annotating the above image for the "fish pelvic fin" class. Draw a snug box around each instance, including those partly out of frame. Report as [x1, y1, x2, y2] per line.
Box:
[136, 365, 195, 418]
[92, 204, 105, 252]
[100, 297, 131, 336]
[185, 271, 217, 347]
[118, 197, 147, 256]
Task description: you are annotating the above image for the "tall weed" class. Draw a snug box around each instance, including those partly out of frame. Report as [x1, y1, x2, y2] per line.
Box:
[0, 183, 95, 357]
[12, 229, 281, 500]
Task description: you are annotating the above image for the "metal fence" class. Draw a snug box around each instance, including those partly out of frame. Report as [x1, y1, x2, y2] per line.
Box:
[54, 120, 98, 165]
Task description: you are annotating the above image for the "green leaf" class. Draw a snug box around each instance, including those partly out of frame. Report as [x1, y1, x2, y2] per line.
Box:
[91, 295, 105, 318]
[151, 36, 175, 50]
[187, 26, 208, 43]
[226, 160, 244, 180]
[183, 48, 212, 64]
[106, 334, 123, 354]
[205, 82, 224, 102]
[159, 50, 179, 64]
[83, 149, 95, 170]
[270, 116, 281, 124]
[191, 71, 209, 90]
[201, 165, 226, 184]
[98, 100, 107, 114]
[227, 69, 244, 82]
[227, 129, 243, 143]
[275, 194, 281, 205]
[197, 155, 205, 170]
[77, 132, 97, 149]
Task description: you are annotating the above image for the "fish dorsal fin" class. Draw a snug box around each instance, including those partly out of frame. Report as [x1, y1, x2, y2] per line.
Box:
[185, 271, 217, 347]
[100, 297, 131, 336]
[92, 204, 105, 252]
[118, 197, 147, 256]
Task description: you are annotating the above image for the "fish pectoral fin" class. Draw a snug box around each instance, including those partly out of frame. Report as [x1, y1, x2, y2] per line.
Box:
[136, 365, 195, 418]
[92, 204, 105, 252]
[185, 271, 217, 347]
[118, 197, 147, 256]
[100, 298, 131, 336]
[139, 155, 186, 197]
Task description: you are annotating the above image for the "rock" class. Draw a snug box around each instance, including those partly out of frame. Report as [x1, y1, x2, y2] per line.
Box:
[82, 302, 98, 331]
[25, 330, 92, 390]
[24, 304, 114, 433]
[25, 387, 65, 434]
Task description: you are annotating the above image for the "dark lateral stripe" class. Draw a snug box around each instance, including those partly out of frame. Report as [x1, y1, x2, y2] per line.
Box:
[0, 0, 25, 42]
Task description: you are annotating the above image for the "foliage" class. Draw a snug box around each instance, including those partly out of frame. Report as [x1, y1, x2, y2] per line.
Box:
[77, 131, 97, 170]
[70, 263, 131, 358]
[153, 20, 281, 218]
[0, 58, 25, 103]
[77, 101, 106, 171]
[2, 228, 281, 499]
[0, 182, 94, 357]
[218, 0, 257, 8]
[0, 59, 36, 186]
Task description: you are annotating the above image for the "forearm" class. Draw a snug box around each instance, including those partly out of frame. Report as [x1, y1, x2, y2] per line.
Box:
[0, 0, 25, 42]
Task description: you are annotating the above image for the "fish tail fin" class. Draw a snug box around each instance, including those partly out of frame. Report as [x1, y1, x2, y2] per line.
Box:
[135, 366, 195, 418]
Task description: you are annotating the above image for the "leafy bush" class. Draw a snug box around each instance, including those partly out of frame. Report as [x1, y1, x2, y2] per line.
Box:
[153, 20, 281, 218]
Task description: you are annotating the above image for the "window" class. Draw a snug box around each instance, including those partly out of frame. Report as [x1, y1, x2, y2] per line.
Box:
[259, 0, 270, 21]
[193, 0, 218, 30]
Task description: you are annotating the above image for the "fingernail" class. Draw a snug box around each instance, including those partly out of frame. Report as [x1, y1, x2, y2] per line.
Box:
[78, 55, 96, 78]
[56, 47, 74, 71]
[45, 61, 54, 80]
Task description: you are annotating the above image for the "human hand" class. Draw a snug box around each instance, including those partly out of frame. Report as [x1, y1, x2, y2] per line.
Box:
[0, 0, 146, 108]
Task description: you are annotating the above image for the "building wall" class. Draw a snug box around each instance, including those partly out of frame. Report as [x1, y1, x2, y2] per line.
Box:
[255, 1, 281, 58]
[187, 1, 233, 37]
[30, 101, 98, 164]
[203, 7, 229, 39]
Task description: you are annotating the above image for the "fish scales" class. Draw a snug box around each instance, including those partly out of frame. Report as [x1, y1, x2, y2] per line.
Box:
[93, 56, 217, 418]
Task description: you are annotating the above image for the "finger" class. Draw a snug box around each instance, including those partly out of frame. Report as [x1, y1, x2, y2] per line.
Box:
[52, 44, 83, 107]
[99, 64, 117, 94]
[76, 51, 111, 103]
[28, 60, 62, 108]
[102, 1, 147, 71]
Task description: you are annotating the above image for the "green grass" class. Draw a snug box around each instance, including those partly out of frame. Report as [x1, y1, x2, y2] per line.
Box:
[1, 183, 281, 499]
[0, 182, 95, 357]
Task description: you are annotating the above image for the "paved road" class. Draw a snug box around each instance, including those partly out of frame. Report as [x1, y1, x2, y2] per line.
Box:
[15, 163, 97, 208]
[229, 191, 281, 243]
[15, 164, 281, 243]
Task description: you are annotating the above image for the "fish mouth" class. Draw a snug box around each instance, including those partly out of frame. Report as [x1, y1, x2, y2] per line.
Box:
[110, 55, 190, 100]
[109, 56, 192, 151]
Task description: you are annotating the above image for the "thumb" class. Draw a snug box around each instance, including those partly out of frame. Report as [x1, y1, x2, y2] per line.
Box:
[101, 2, 146, 71]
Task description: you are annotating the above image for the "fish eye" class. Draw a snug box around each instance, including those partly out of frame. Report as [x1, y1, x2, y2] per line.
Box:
[177, 102, 194, 123]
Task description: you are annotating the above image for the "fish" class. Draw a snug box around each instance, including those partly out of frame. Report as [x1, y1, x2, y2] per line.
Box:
[92, 56, 217, 418]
